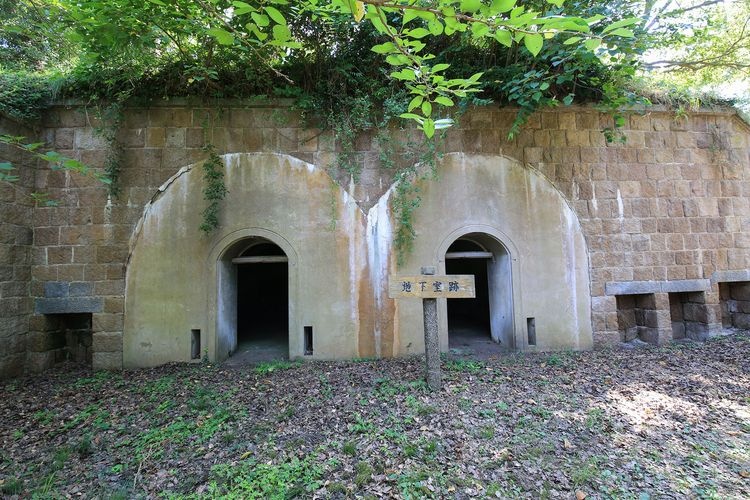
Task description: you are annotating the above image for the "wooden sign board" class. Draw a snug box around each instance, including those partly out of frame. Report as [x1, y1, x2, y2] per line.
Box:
[388, 275, 476, 299]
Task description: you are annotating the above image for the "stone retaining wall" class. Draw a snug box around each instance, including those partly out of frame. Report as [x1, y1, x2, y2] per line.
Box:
[1, 101, 749, 375]
[0, 118, 34, 377]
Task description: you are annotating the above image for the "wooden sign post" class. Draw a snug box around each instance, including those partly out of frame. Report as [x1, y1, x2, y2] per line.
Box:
[388, 267, 476, 391]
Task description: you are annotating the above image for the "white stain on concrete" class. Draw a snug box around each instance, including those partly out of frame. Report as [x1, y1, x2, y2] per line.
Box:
[366, 186, 394, 358]
[561, 206, 580, 347]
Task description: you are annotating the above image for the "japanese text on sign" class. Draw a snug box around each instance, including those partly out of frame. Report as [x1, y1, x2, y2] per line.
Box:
[388, 275, 476, 299]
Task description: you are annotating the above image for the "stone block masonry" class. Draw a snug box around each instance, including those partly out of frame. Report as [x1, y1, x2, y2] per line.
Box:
[0, 117, 35, 378]
[1, 100, 749, 375]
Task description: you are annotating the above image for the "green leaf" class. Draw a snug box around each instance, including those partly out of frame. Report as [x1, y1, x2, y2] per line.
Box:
[0, 162, 13, 171]
[371, 42, 396, 54]
[460, 0, 482, 13]
[251, 12, 270, 27]
[264, 6, 286, 25]
[471, 22, 490, 37]
[563, 94, 574, 105]
[491, 0, 516, 13]
[232, 1, 255, 15]
[584, 38, 601, 51]
[247, 23, 268, 40]
[422, 118, 435, 138]
[403, 8, 419, 26]
[391, 69, 417, 81]
[408, 96, 423, 111]
[546, 0, 564, 7]
[41, 151, 62, 162]
[399, 113, 424, 122]
[601, 17, 639, 34]
[272, 24, 291, 42]
[609, 28, 634, 38]
[563, 36, 581, 45]
[435, 96, 454, 107]
[207, 28, 234, 45]
[406, 28, 430, 39]
[428, 20, 443, 36]
[431, 63, 450, 72]
[524, 33, 543, 56]
[495, 29, 512, 47]
[421, 101, 432, 117]
[386, 54, 410, 65]
[370, 16, 388, 34]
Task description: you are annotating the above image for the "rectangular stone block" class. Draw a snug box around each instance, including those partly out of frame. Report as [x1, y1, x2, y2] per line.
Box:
[93, 331, 122, 352]
[92, 313, 123, 331]
[27, 331, 65, 352]
[26, 351, 56, 373]
[44, 281, 69, 298]
[69, 281, 93, 296]
[685, 322, 709, 341]
[661, 279, 710, 293]
[0, 353, 25, 378]
[606, 281, 661, 295]
[35, 297, 104, 314]
[712, 270, 750, 283]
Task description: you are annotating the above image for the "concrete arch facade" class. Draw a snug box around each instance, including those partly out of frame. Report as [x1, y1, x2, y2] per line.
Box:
[123, 153, 365, 367]
[391, 153, 592, 354]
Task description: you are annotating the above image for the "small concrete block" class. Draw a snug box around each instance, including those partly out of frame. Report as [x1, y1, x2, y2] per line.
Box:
[606, 279, 711, 295]
[661, 279, 710, 293]
[93, 332, 122, 352]
[606, 281, 661, 295]
[638, 326, 659, 345]
[711, 269, 750, 283]
[685, 322, 709, 341]
[26, 351, 56, 373]
[93, 351, 122, 371]
[69, 282, 93, 297]
[734, 313, 750, 329]
[44, 281, 69, 298]
[35, 297, 104, 314]
[671, 322, 686, 339]
[0, 353, 25, 378]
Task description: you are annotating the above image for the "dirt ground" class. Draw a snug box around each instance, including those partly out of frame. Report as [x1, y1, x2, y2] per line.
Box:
[1, 333, 748, 499]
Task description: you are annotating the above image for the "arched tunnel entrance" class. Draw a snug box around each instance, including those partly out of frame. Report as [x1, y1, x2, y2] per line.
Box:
[218, 236, 290, 363]
[444, 234, 514, 352]
[235, 241, 289, 359]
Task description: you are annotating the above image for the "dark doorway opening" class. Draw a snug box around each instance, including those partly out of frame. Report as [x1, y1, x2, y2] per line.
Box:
[235, 241, 289, 361]
[445, 239, 492, 349]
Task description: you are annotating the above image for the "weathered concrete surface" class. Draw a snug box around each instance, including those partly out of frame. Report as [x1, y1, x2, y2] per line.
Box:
[124, 153, 365, 367]
[392, 153, 593, 354]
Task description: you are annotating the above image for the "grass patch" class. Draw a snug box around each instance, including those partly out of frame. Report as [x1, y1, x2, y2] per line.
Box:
[205, 456, 324, 498]
[254, 360, 302, 374]
[443, 359, 484, 373]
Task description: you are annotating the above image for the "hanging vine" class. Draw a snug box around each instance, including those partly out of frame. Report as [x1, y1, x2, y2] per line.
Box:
[198, 143, 228, 233]
[91, 101, 125, 197]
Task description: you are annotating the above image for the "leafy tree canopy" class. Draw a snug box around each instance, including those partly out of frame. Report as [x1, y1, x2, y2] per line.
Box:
[0, 0, 746, 131]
